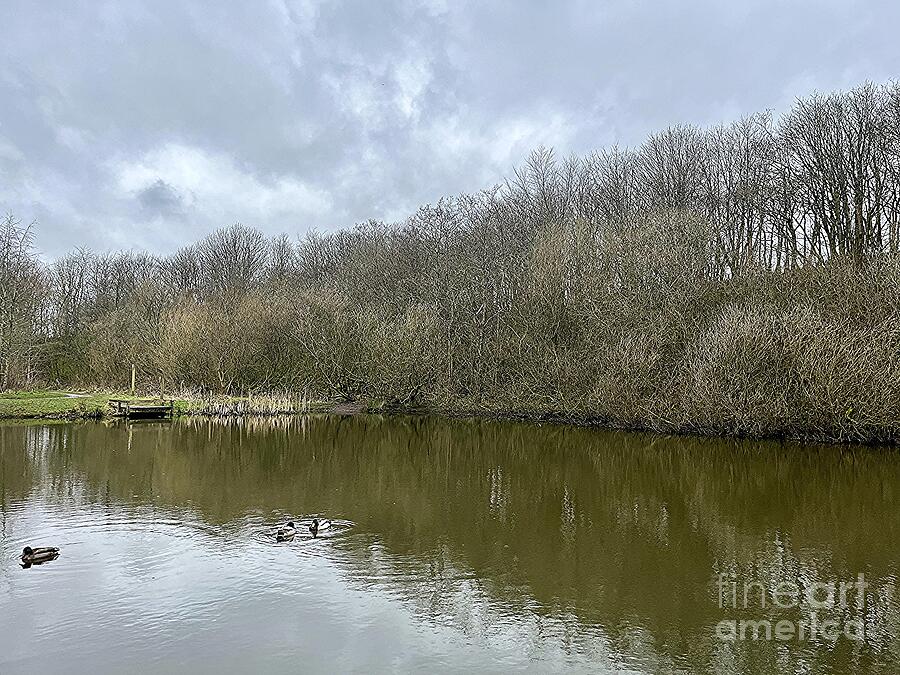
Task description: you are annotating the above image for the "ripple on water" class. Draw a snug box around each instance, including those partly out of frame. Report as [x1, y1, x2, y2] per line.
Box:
[5, 512, 224, 578]
[4, 503, 358, 581]
[2, 502, 361, 656]
[253, 517, 356, 544]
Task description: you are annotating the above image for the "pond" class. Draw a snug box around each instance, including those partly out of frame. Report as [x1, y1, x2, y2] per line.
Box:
[1, 416, 899, 674]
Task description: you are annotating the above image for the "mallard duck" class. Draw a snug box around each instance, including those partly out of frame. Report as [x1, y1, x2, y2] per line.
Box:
[21, 546, 59, 565]
[309, 518, 331, 537]
[275, 522, 296, 542]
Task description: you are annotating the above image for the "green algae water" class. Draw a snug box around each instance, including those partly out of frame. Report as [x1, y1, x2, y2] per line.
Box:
[1, 416, 899, 674]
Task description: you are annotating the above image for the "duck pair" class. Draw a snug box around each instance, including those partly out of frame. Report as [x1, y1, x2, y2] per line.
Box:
[276, 519, 331, 541]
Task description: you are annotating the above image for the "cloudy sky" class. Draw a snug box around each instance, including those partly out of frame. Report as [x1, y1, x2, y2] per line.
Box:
[1, 0, 898, 258]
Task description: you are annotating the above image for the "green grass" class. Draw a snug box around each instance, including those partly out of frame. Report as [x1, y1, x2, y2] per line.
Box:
[0, 390, 187, 419]
[0, 390, 309, 419]
[0, 390, 114, 418]
[0, 389, 75, 400]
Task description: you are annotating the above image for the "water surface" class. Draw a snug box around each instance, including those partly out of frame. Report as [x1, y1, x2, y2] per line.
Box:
[1, 416, 899, 674]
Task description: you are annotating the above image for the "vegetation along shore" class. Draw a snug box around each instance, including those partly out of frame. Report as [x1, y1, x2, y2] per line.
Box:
[0, 391, 332, 420]
[3, 82, 900, 445]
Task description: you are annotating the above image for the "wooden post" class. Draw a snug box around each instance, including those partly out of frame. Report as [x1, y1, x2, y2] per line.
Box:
[130, 364, 136, 396]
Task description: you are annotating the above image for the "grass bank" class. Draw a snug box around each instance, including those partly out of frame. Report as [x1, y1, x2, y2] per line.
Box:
[0, 390, 334, 420]
[0, 390, 114, 419]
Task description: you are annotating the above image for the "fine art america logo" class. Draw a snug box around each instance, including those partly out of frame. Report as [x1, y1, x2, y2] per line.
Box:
[714, 573, 868, 642]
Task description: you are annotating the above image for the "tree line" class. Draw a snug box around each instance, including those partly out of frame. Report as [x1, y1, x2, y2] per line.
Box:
[3, 81, 900, 441]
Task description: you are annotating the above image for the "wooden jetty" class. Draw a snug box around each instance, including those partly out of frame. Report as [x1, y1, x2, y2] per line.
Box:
[108, 398, 175, 419]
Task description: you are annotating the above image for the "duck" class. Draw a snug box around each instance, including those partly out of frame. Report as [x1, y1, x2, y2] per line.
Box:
[21, 546, 59, 566]
[309, 518, 332, 537]
[276, 522, 296, 542]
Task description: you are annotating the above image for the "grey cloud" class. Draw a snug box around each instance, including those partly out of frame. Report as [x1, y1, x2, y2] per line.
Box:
[1, 0, 899, 258]
[136, 179, 186, 218]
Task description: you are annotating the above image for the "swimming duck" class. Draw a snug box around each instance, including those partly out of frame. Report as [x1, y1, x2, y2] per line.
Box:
[309, 518, 331, 537]
[21, 546, 59, 565]
[275, 522, 296, 542]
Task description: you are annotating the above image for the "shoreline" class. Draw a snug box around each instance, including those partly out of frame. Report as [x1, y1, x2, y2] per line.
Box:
[1, 390, 896, 449]
[371, 403, 900, 449]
